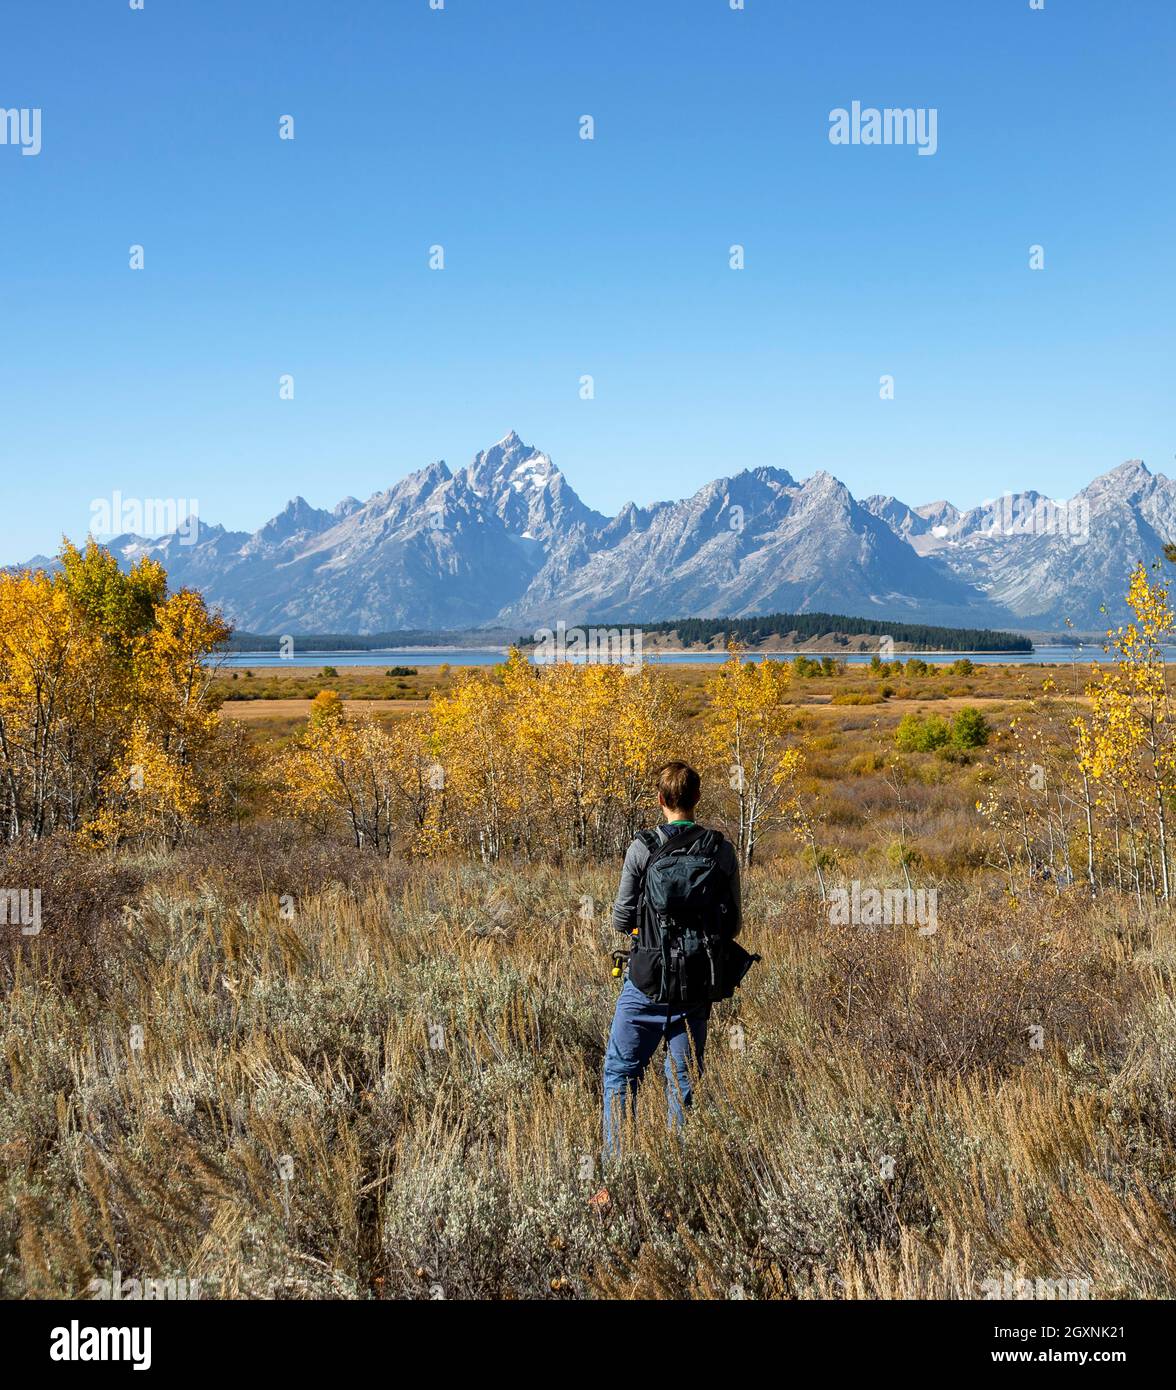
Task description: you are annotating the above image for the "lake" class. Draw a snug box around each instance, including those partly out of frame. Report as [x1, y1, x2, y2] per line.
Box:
[216, 644, 1140, 669]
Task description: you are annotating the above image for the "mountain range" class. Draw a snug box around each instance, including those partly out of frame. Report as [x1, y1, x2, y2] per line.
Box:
[19, 433, 1176, 636]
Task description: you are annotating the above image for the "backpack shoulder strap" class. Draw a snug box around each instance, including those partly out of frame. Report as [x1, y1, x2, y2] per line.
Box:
[644, 823, 709, 871]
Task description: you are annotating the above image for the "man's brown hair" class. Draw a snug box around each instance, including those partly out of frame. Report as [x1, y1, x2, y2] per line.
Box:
[657, 761, 701, 812]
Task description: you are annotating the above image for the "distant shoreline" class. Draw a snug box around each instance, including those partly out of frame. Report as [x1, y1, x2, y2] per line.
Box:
[214, 644, 1170, 670]
[219, 644, 1162, 659]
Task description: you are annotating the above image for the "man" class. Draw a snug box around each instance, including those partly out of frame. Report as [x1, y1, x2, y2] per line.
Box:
[599, 761, 742, 1174]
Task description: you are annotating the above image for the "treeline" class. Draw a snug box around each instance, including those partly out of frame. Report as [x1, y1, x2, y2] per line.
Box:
[231, 616, 1032, 655]
[284, 651, 801, 867]
[225, 630, 456, 653]
[638, 611, 1032, 653]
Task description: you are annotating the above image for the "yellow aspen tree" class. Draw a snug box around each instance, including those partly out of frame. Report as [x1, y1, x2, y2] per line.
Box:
[429, 664, 521, 861]
[702, 645, 803, 867]
[1, 542, 229, 845]
[283, 693, 403, 852]
[1078, 563, 1176, 901]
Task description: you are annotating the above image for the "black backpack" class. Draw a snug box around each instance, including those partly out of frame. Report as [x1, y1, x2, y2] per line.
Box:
[627, 824, 759, 1006]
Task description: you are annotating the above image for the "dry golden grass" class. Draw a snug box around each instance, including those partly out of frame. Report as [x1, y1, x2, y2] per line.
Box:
[4, 658, 1175, 1301]
[209, 657, 1085, 718]
[3, 822, 1175, 1301]
[221, 698, 418, 724]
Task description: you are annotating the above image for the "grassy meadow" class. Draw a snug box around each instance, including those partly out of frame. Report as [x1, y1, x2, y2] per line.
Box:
[3, 822, 1174, 1300]
[5, 634, 1176, 1300]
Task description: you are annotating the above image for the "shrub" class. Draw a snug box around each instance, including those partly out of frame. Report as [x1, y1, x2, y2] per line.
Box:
[950, 705, 990, 749]
[895, 713, 950, 752]
[847, 751, 885, 775]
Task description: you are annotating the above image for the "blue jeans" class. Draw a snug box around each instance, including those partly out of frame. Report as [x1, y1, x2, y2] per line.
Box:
[602, 978, 710, 1160]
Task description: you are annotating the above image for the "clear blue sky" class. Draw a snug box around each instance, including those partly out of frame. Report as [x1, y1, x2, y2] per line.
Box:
[2, 0, 1174, 562]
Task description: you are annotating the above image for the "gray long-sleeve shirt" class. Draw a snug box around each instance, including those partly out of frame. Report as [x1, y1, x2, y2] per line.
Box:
[611, 823, 742, 938]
